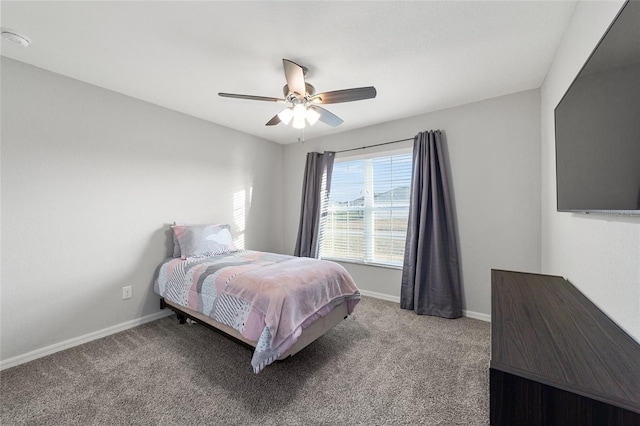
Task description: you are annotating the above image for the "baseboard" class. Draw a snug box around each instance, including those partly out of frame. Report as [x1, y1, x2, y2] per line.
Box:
[0, 310, 173, 371]
[360, 289, 491, 322]
[463, 310, 491, 322]
[359, 289, 401, 303]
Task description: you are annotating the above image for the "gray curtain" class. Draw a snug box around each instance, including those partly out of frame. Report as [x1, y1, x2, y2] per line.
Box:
[294, 151, 335, 258]
[401, 131, 462, 318]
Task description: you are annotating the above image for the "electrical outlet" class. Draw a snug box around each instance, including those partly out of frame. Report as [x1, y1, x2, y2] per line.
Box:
[122, 285, 132, 300]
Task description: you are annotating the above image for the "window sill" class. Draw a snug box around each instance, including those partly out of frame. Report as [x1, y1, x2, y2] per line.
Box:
[321, 257, 404, 271]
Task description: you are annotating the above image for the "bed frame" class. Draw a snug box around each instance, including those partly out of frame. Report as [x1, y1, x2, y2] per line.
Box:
[160, 298, 349, 360]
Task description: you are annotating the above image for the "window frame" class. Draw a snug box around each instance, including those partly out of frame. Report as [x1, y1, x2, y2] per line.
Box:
[319, 147, 412, 269]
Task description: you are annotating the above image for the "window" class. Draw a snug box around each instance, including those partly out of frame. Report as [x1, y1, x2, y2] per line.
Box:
[319, 150, 412, 267]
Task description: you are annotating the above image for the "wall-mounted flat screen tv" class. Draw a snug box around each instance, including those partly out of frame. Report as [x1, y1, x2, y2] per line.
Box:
[554, 0, 640, 213]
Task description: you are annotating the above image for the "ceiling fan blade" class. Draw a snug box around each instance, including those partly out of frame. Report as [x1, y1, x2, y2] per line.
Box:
[265, 114, 281, 126]
[282, 59, 306, 96]
[311, 105, 344, 127]
[310, 86, 377, 104]
[218, 92, 286, 103]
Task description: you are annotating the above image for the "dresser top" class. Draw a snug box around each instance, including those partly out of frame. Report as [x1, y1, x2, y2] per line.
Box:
[491, 269, 640, 414]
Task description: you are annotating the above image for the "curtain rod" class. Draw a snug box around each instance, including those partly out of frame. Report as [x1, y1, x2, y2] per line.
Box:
[334, 137, 414, 154]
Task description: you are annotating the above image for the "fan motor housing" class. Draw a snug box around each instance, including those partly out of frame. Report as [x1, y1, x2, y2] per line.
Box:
[283, 83, 315, 97]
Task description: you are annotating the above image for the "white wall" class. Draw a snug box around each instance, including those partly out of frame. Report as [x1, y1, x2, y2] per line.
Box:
[541, 0, 640, 341]
[0, 58, 283, 361]
[283, 90, 542, 318]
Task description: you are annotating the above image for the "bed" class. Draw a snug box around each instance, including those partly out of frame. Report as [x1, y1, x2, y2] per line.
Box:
[154, 223, 360, 373]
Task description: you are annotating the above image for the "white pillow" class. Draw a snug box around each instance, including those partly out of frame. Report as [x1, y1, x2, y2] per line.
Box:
[171, 223, 237, 259]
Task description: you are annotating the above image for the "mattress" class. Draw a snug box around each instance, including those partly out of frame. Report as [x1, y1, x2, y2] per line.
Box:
[154, 250, 360, 372]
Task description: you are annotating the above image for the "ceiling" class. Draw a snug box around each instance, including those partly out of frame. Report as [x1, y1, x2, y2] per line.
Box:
[1, 1, 577, 145]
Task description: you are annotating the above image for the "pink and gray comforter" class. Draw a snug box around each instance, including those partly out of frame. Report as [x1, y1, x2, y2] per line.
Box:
[154, 250, 360, 372]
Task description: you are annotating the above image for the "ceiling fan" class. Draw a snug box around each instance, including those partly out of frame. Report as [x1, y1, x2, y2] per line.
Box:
[218, 59, 377, 129]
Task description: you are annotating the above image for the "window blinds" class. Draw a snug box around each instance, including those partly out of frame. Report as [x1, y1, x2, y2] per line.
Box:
[320, 151, 412, 267]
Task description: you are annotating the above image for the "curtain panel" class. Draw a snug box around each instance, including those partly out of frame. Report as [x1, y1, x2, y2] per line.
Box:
[294, 151, 335, 258]
[400, 130, 462, 318]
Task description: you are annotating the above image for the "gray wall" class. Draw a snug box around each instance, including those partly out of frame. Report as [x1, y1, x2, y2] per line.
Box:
[541, 0, 640, 341]
[12, 9, 636, 362]
[1, 58, 283, 361]
[283, 90, 542, 318]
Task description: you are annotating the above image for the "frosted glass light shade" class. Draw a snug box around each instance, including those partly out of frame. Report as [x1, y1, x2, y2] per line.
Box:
[305, 107, 320, 125]
[277, 108, 293, 125]
[292, 104, 306, 129]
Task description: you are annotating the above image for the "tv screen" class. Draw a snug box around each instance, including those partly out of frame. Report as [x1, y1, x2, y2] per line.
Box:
[554, 0, 640, 213]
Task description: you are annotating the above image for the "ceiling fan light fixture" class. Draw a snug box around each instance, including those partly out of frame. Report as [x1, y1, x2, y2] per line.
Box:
[277, 107, 293, 125]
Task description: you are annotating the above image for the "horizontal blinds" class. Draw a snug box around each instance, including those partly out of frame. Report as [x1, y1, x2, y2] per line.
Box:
[320, 151, 412, 267]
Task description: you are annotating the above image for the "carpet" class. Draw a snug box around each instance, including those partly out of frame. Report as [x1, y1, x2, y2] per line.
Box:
[1, 296, 490, 425]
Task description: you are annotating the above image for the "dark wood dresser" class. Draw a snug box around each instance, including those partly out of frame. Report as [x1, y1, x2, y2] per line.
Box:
[490, 269, 640, 425]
